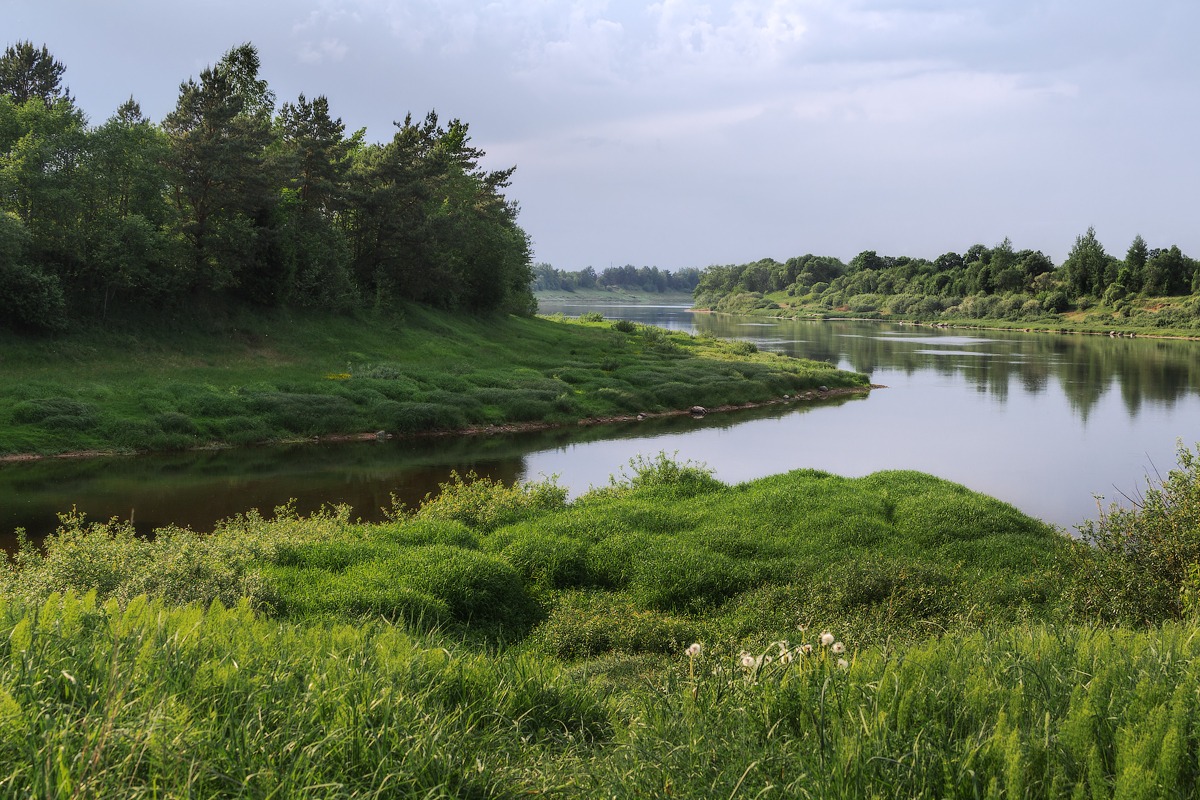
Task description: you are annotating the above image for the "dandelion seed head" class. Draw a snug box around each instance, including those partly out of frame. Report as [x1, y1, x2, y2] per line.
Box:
[686, 643, 702, 658]
[801, 644, 813, 655]
[832, 642, 845, 654]
[780, 652, 793, 664]
[741, 653, 756, 669]
[837, 658, 849, 670]
[820, 631, 835, 647]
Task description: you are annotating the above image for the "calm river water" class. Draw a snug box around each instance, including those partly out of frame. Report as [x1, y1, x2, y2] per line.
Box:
[4, 303, 1199, 543]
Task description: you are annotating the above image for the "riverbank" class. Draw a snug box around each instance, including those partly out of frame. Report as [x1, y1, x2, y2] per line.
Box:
[534, 288, 695, 304]
[4, 453, 1198, 795]
[0, 304, 868, 458]
[701, 293, 1200, 340]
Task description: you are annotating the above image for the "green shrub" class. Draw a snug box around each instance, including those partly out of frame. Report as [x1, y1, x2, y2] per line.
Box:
[389, 401, 465, 433]
[631, 541, 751, 612]
[577, 311, 604, 322]
[530, 591, 699, 658]
[1069, 442, 1200, 624]
[611, 319, 636, 333]
[414, 471, 567, 531]
[10, 397, 99, 426]
[610, 452, 725, 499]
[499, 532, 591, 590]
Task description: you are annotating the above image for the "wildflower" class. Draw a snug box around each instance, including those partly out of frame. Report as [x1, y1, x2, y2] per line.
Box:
[741, 653, 757, 669]
[837, 658, 849, 670]
[801, 644, 813, 655]
[780, 651, 793, 665]
[820, 631, 835, 647]
[831, 642, 845, 655]
[686, 643, 702, 658]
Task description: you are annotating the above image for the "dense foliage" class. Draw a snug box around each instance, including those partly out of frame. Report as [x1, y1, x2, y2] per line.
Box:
[0, 41, 535, 332]
[5, 453, 1200, 795]
[695, 232, 1200, 328]
[532, 262, 700, 294]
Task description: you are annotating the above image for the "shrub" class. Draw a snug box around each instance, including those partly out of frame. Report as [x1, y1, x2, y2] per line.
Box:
[414, 471, 567, 531]
[611, 319, 636, 333]
[10, 398, 99, 426]
[389, 401, 465, 434]
[499, 532, 591, 590]
[631, 541, 751, 612]
[530, 591, 699, 659]
[609, 452, 725, 499]
[577, 311, 604, 322]
[1068, 442, 1200, 624]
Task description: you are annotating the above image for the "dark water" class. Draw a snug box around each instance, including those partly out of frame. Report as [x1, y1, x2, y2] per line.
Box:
[3, 303, 1199, 544]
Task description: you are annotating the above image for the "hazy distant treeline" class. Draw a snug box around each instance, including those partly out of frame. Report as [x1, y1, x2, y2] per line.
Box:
[0, 41, 535, 333]
[532, 263, 701, 294]
[695, 230, 1200, 325]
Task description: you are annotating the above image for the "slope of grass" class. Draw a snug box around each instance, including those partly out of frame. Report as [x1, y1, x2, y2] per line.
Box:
[0, 305, 867, 456]
[5, 458, 1199, 796]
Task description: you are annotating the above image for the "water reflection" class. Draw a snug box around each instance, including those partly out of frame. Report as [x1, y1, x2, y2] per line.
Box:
[0, 395, 861, 547]
[683, 316, 1199, 421]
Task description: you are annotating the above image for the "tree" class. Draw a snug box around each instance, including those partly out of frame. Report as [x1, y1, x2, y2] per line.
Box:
[162, 43, 277, 296]
[77, 98, 183, 315]
[0, 211, 66, 331]
[1124, 234, 1148, 293]
[1061, 226, 1109, 298]
[0, 94, 88, 270]
[274, 93, 358, 308]
[0, 41, 69, 107]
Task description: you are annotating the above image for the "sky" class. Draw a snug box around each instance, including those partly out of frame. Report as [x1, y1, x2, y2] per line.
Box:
[8, 1, 1200, 271]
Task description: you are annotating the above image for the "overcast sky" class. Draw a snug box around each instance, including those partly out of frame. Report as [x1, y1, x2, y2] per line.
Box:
[8, 1, 1200, 270]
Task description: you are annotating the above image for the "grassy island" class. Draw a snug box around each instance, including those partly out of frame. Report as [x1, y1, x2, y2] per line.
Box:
[0, 306, 867, 459]
[3, 447, 1200, 796]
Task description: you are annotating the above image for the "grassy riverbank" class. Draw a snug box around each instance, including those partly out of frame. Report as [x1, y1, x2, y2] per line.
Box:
[3, 454, 1200, 796]
[0, 305, 866, 458]
[534, 288, 696, 304]
[720, 291, 1200, 339]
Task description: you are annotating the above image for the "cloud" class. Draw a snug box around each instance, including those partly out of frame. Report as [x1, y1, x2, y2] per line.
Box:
[297, 38, 349, 64]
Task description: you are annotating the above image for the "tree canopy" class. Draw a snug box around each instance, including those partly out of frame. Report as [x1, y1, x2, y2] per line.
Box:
[0, 42, 535, 332]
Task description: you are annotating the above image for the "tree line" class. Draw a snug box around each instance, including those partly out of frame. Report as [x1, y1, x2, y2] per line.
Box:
[694, 228, 1200, 323]
[531, 263, 700, 294]
[0, 41, 536, 333]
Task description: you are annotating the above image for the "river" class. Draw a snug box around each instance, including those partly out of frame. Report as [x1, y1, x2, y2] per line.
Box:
[3, 303, 1198, 543]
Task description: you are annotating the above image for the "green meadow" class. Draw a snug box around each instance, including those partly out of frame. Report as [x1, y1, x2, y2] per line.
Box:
[0, 307, 865, 457]
[4, 448, 1200, 797]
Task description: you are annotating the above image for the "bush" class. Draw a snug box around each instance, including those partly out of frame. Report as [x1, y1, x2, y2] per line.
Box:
[610, 452, 725, 499]
[1068, 442, 1200, 624]
[10, 398, 99, 426]
[414, 471, 567, 531]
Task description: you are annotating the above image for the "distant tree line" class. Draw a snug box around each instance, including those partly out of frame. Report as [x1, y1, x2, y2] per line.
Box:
[532, 263, 700, 294]
[695, 229, 1200, 324]
[0, 41, 535, 333]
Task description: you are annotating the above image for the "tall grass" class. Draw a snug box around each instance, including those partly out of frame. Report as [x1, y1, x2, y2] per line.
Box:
[5, 454, 1200, 795]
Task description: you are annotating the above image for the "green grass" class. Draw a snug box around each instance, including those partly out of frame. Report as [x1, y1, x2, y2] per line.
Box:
[732, 291, 1200, 339]
[0, 306, 867, 456]
[5, 456, 1200, 796]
